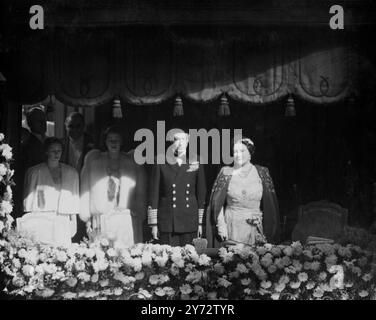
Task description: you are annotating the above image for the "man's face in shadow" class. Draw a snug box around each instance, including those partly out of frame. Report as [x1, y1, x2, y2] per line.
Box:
[66, 116, 84, 140]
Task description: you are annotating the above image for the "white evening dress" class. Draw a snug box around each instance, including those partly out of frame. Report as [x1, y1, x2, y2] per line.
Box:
[216, 164, 265, 245]
[21, 163, 79, 247]
[80, 150, 147, 247]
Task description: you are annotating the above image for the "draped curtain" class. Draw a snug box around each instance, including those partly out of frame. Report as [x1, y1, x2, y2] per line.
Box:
[6, 27, 367, 107]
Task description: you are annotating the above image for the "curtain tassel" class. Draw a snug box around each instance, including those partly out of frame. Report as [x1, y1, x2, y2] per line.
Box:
[285, 94, 296, 117]
[173, 96, 184, 117]
[112, 98, 123, 119]
[218, 94, 230, 117]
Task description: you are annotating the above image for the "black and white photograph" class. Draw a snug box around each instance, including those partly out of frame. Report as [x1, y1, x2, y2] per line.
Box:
[1, 0, 376, 306]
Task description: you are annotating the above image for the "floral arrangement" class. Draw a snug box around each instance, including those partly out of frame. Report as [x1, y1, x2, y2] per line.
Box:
[0, 133, 14, 237]
[0, 235, 376, 300]
[1, 132, 376, 300]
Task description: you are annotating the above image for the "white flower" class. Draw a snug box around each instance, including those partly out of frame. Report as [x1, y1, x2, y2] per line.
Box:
[0, 201, 13, 214]
[351, 266, 362, 276]
[155, 252, 169, 267]
[66, 277, 78, 287]
[319, 271, 327, 281]
[214, 262, 225, 275]
[267, 264, 278, 273]
[164, 286, 176, 297]
[274, 258, 284, 269]
[218, 247, 234, 263]
[298, 272, 308, 282]
[291, 241, 303, 252]
[135, 272, 145, 280]
[100, 238, 110, 247]
[236, 263, 248, 274]
[303, 249, 313, 259]
[130, 244, 143, 256]
[91, 273, 99, 283]
[114, 272, 136, 286]
[113, 288, 123, 296]
[0, 143, 13, 160]
[289, 281, 301, 289]
[207, 291, 217, 300]
[12, 276, 25, 288]
[362, 273, 372, 282]
[43, 263, 58, 274]
[77, 272, 91, 283]
[106, 248, 117, 257]
[38, 288, 55, 298]
[154, 287, 166, 297]
[359, 290, 369, 298]
[256, 247, 267, 255]
[241, 278, 252, 286]
[180, 284, 193, 295]
[197, 254, 211, 266]
[283, 246, 293, 256]
[56, 251, 68, 263]
[99, 279, 109, 287]
[138, 289, 152, 299]
[22, 265, 35, 277]
[92, 259, 108, 273]
[271, 247, 282, 257]
[271, 293, 280, 300]
[274, 283, 286, 292]
[149, 274, 169, 285]
[74, 260, 86, 271]
[260, 280, 272, 289]
[141, 251, 153, 267]
[0, 133, 4, 141]
[217, 277, 232, 288]
[303, 262, 312, 270]
[185, 271, 202, 284]
[306, 282, 315, 290]
[193, 285, 204, 296]
[0, 163, 7, 176]
[260, 253, 273, 268]
[279, 275, 290, 284]
[325, 254, 338, 266]
[313, 287, 324, 298]
[310, 261, 321, 271]
[61, 292, 77, 299]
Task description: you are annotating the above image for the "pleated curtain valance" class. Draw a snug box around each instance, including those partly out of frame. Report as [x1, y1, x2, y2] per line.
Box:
[4, 27, 370, 107]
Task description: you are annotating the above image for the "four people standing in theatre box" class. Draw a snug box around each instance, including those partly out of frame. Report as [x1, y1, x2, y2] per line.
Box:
[148, 130, 207, 246]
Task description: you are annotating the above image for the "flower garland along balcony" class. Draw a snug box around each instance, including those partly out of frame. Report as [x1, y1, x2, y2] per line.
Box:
[1, 133, 376, 300]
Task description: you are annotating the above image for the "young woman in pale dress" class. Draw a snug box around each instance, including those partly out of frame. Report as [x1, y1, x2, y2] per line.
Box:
[79, 126, 147, 246]
[205, 138, 280, 247]
[22, 137, 79, 246]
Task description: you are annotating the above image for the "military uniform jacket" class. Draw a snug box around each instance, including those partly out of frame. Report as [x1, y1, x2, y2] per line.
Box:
[148, 157, 206, 233]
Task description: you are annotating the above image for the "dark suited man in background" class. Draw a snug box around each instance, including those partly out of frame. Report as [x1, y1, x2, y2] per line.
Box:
[148, 129, 206, 246]
[61, 112, 94, 242]
[61, 112, 94, 172]
[21, 106, 47, 171]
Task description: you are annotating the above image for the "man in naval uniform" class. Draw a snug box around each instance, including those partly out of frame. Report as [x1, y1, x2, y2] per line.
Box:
[148, 130, 206, 246]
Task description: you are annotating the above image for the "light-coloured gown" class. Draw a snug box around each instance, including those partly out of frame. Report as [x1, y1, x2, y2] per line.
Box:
[80, 150, 147, 247]
[20, 163, 79, 247]
[216, 164, 265, 245]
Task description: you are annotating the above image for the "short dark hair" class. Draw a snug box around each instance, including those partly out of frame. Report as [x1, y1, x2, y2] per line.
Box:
[26, 105, 46, 127]
[232, 136, 255, 156]
[100, 125, 123, 151]
[43, 137, 64, 154]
